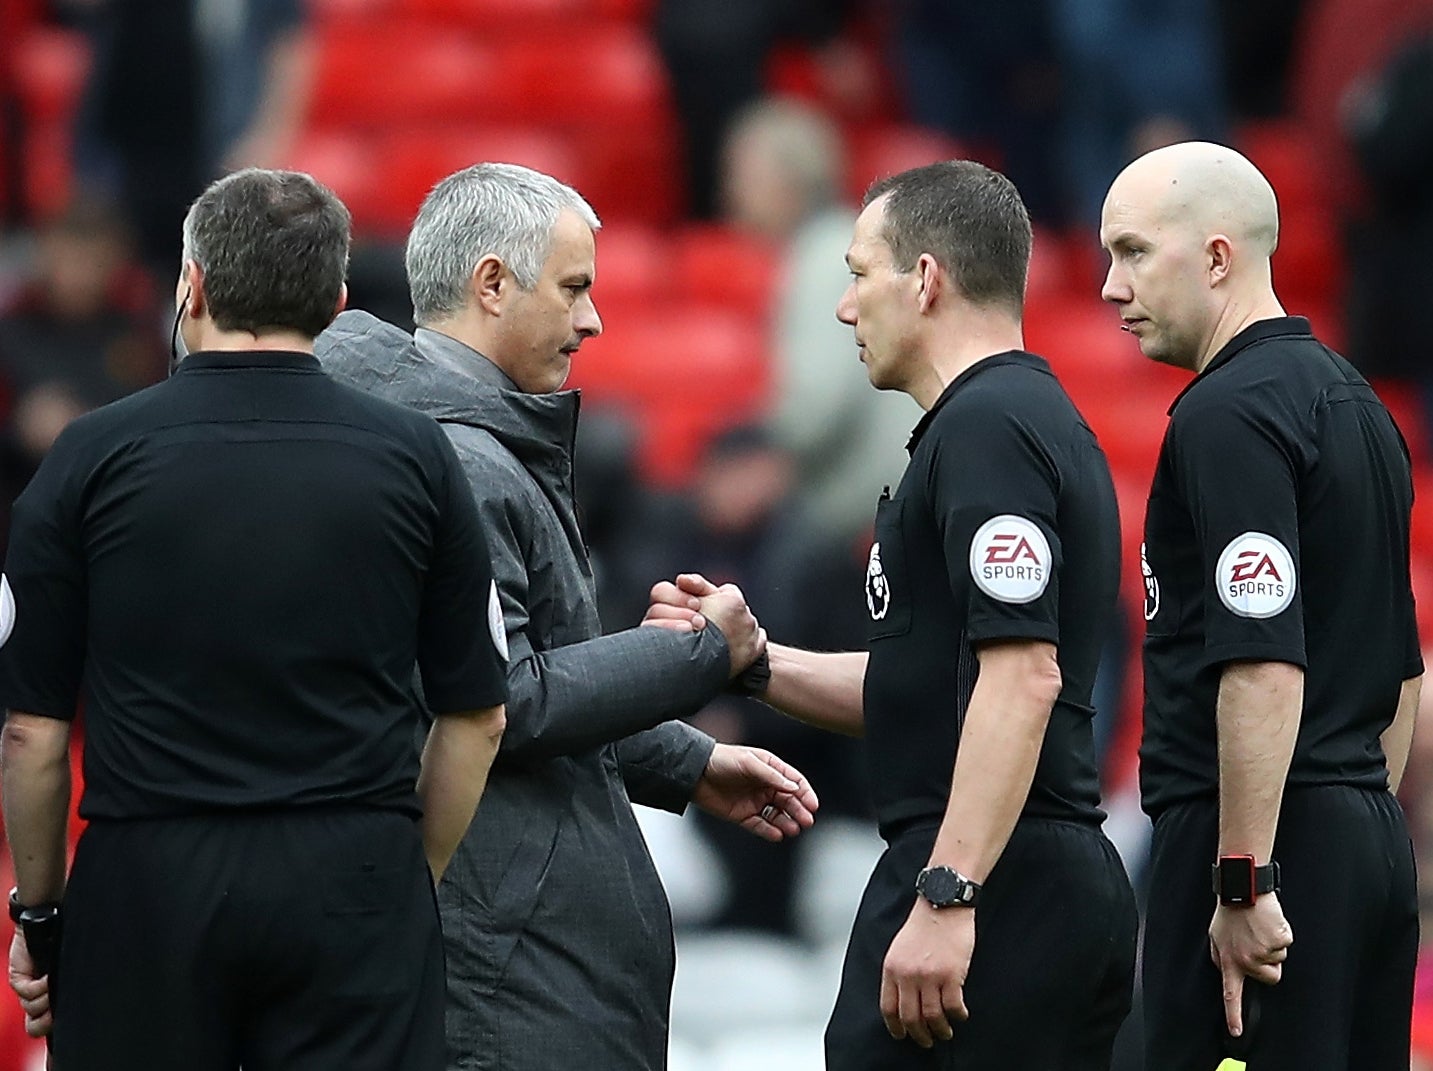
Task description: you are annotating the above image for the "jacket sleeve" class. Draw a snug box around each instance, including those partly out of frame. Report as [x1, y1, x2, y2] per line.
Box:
[616, 722, 717, 813]
[456, 434, 732, 763]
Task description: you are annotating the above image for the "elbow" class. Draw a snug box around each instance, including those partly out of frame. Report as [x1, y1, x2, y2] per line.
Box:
[1031, 655, 1063, 707]
[483, 705, 507, 747]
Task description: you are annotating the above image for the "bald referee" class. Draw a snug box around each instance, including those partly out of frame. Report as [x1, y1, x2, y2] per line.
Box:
[1, 169, 508, 1070]
[1102, 142, 1422, 1071]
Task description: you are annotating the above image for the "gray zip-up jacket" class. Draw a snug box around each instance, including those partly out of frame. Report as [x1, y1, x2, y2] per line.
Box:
[317, 310, 728, 1071]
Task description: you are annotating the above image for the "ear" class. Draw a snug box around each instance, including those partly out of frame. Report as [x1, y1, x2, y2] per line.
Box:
[334, 282, 349, 317]
[916, 253, 942, 314]
[1207, 234, 1233, 287]
[472, 254, 507, 316]
[182, 259, 207, 318]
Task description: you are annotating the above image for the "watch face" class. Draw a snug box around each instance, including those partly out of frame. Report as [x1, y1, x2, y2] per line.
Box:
[919, 868, 964, 906]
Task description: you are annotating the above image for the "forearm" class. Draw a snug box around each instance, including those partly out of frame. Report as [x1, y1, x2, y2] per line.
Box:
[928, 642, 1060, 882]
[762, 643, 867, 736]
[1216, 660, 1305, 862]
[418, 705, 506, 883]
[499, 625, 729, 760]
[0, 714, 72, 903]
[1382, 674, 1421, 794]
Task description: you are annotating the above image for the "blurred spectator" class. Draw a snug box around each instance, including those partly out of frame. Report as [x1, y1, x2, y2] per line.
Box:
[893, 0, 1065, 223]
[654, 0, 855, 219]
[722, 97, 916, 542]
[1049, 0, 1228, 225]
[643, 425, 872, 937]
[0, 198, 164, 554]
[66, 0, 313, 272]
[1341, 29, 1433, 423]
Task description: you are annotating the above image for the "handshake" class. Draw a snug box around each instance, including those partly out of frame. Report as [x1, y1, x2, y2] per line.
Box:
[641, 572, 767, 681]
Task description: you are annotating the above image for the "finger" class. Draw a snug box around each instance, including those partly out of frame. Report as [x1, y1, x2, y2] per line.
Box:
[717, 581, 748, 602]
[639, 618, 695, 633]
[24, 1009, 51, 1038]
[767, 789, 816, 829]
[18, 992, 49, 1019]
[921, 984, 953, 1042]
[737, 814, 785, 843]
[676, 573, 719, 596]
[11, 976, 48, 1001]
[880, 970, 904, 1040]
[738, 750, 801, 793]
[899, 979, 933, 1048]
[649, 580, 701, 610]
[943, 981, 969, 1022]
[1222, 964, 1244, 1037]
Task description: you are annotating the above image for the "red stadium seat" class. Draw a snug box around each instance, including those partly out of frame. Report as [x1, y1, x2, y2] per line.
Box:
[590, 223, 671, 304]
[668, 225, 779, 316]
[310, 23, 493, 128]
[845, 122, 973, 203]
[569, 120, 682, 226]
[405, 0, 654, 23]
[285, 129, 388, 233]
[375, 126, 583, 236]
[21, 120, 74, 220]
[11, 26, 90, 124]
[568, 305, 771, 485]
[492, 26, 671, 129]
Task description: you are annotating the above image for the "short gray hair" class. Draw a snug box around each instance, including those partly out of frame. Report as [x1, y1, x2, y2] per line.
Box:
[405, 162, 601, 324]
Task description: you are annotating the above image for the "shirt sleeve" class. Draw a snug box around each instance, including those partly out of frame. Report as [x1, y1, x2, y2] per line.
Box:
[0, 435, 90, 720]
[1169, 392, 1307, 669]
[926, 402, 1062, 647]
[417, 431, 508, 714]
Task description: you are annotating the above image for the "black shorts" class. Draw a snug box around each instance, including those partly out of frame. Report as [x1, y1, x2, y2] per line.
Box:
[1142, 785, 1419, 1071]
[51, 807, 445, 1071]
[825, 817, 1137, 1071]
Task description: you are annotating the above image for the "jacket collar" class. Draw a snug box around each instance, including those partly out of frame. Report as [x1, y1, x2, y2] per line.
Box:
[1168, 316, 1313, 415]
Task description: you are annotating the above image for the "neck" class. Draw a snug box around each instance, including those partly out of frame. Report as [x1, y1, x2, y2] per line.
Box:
[906, 312, 1025, 410]
[1193, 285, 1286, 373]
[192, 324, 315, 354]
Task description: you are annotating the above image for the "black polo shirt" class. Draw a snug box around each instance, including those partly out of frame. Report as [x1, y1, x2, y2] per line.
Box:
[861, 351, 1117, 836]
[1140, 317, 1423, 817]
[0, 350, 507, 820]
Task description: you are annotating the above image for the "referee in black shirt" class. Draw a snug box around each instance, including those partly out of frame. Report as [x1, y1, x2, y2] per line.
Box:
[1, 169, 509, 1070]
[1101, 141, 1422, 1071]
[650, 161, 1138, 1068]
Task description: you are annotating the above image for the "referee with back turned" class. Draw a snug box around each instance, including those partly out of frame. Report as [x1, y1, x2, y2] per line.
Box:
[1101, 141, 1421, 1071]
[1, 168, 509, 1070]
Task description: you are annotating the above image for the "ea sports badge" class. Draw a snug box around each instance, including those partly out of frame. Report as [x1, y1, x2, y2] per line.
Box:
[0, 575, 14, 648]
[1215, 532, 1296, 619]
[969, 515, 1051, 604]
[487, 579, 509, 660]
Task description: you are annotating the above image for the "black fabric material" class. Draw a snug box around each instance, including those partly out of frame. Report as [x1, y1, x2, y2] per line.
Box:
[51, 808, 446, 1071]
[1142, 786, 1418, 1071]
[0, 349, 507, 819]
[826, 817, 1137, 1070]
[861, 351, 1117, 835]
[1140, 317, 1422, 816]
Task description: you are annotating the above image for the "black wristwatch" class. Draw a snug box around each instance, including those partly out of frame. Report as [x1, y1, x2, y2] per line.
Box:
[915, 865, 981, 908]
[727, 648, 771, 697]
[8, 887, 60, 924]
[1211, 855, 1280, 907]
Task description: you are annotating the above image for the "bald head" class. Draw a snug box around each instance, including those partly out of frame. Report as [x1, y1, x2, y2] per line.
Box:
[1107, 141, 1279, 257]
[1100, 142, 1288, 372]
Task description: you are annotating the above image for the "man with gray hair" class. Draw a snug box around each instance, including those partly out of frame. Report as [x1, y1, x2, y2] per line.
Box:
[317, 162, 820, 1070]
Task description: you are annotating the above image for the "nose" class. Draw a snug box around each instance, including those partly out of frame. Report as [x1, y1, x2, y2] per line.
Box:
[1100, 259, 1129, 305]
[835, 280, 857, 326]
[575, 294, 602, 338]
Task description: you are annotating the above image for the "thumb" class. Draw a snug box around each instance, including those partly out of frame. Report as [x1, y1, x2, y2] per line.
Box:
[677, 573, 720, 596]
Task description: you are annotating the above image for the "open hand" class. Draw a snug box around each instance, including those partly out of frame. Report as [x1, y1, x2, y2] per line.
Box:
[692, 743, 818, 842]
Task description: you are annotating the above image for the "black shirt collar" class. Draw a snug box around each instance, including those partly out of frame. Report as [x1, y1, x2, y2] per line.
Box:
[1167, 316, 1312, 415]
[177, 350, 322, 373]
[907, 350, 1052, 453]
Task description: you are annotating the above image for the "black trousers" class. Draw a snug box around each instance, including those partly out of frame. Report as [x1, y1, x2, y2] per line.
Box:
[1142, 786, 1419, 1071]
[825, 817, 1138, 1070]
[51, 807, 446, 1071]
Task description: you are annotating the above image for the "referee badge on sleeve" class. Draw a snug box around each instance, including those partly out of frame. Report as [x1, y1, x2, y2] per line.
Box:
[0, 575, 14, 648]
[969, 515, 1051, 604]
[1215, 532, 1296, 618]
[487, 579, 509, 660]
